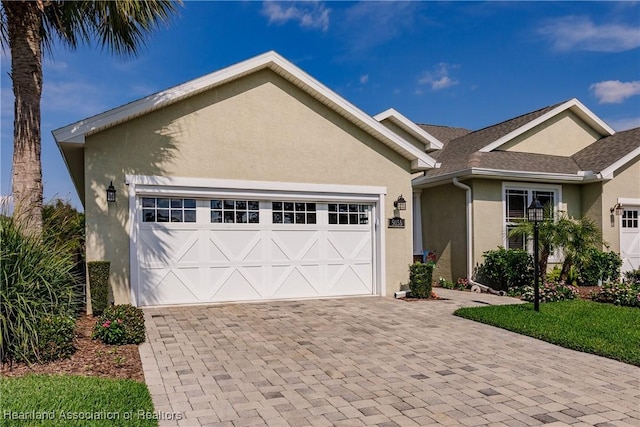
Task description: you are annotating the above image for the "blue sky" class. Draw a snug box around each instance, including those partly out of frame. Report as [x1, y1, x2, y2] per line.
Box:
[2, 1, 639, 210]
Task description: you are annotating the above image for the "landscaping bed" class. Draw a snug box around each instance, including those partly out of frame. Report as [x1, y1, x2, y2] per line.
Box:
[1, 315, 144, 382]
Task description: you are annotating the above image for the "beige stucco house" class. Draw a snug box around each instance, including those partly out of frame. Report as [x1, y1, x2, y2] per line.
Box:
[413, 99, 640, 282]
[53, 51, 438, 307]
[54, 52, 639, 306]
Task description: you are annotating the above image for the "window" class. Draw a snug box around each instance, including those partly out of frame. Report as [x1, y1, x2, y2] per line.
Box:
[504, 187, 556, 250]
[142, 198, 196, 223]
[622, 210, 639, 229]
[211, 200, 259, 224]
[272, 202, 316, 224]
[328, 204, 370, 225]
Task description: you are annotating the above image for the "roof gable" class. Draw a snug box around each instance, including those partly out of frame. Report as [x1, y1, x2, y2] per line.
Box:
[478, 98, 615, 153]
[53, 51, 436, 171]
[374, 108, 443, 151]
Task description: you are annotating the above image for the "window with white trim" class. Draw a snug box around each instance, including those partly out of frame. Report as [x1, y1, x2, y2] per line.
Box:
[142, 197, 196, 223]
[504, 187, 556, 250]
[328, 203, 371, 225]
[272, 202, 316, 224]
[622, 210, 639, 229]
[210, 200, 259, 223]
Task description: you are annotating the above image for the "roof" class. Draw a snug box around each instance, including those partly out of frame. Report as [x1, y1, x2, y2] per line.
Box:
[414, 99, 638, 187]
[416, 124, 470, 144]
[54, 52, 437, 203]
[374, 108, 444, 150]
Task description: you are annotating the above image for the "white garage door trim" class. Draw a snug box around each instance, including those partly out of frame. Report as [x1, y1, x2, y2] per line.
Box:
[126, 175, 387, 306]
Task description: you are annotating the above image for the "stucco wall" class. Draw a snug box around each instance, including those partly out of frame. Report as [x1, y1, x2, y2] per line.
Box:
[420, 183, 467, 282]
[601, 156, 640, 252]
[469, 179, 503, 269]
[84, 69, 414, 304]
[500, 110, 600, 156]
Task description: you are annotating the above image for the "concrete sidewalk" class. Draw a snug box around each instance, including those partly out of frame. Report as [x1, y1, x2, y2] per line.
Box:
[139, 291, 639, 426]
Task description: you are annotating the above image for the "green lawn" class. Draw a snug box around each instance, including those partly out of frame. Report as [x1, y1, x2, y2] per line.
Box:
[0, 375, 161, 426]
[454, 300, 640, 366]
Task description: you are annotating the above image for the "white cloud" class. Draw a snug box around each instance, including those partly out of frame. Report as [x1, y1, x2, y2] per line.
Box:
[590, 80, 640, 104]
[262, 1, 330, 32]
[538, 16, 640, 52]
[359, 74, 369, 84]
[418, 63, 459, 91]
[607, 116, 640, 131]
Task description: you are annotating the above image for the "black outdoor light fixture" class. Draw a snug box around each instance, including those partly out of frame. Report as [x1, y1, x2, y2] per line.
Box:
[611, 203, 624, 216]
[527, 197, 544, 312]
[394, 194, 407, 211]
[106, 181, 116, 203]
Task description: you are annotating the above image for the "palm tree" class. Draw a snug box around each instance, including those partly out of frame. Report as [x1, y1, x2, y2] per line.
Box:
[555, 216, 602, 281]
[1, 0, 181, 234]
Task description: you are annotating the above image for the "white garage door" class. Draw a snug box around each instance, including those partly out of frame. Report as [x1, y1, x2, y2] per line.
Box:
[620, 207, 640, 273]
[135, 197, 375, 306]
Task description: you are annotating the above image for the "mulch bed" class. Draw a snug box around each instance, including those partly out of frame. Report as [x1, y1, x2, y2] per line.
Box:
[1, 316, 145, 383]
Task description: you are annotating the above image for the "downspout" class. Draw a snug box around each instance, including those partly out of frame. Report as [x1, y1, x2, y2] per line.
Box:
[452, 177, 473, 279]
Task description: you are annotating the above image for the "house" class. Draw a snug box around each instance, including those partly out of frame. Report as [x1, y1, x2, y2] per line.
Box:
[53, 51, 438, 307]
[413, 99, 640, 282]
[54, 51, 639, 307]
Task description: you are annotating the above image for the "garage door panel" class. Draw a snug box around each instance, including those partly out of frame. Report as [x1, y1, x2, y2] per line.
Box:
[210, 267, 265, 301]
[326, 230, 371, 259]
[326, 264, 371, 295]
[210, 230, 264, 261]
[139, 228, 200, 266]
[271, 230, 321, 262]
[271, 265, 321, 298]
[139, 268, 201, 306]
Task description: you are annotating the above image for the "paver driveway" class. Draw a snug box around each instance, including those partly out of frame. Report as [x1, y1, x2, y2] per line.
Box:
[139, 291, 640, 426]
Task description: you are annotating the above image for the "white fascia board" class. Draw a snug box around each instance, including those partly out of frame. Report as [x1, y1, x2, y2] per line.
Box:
[374, 108, 444, 150]
[52, 51, 436, 169]
[478, 98, 615, 153]
[412, 167, 593, 188]
[599, 146, 640, 179]
[618, 197, 640, 206]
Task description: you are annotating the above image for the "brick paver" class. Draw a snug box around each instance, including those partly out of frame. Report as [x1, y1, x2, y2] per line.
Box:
[139, 290, 640, 426]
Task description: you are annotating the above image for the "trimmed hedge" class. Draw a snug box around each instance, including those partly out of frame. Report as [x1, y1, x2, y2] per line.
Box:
[88, 261, 110, 316]
[34, 315, 76, 362]
[409, 262, 434, 298]
[476, 247, 533, 292]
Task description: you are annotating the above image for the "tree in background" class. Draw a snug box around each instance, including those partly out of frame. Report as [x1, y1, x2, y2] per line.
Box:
[0, 0, 181, 235]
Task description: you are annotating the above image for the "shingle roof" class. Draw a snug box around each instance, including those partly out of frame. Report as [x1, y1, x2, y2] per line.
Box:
[416, 124, 470, 144]
[421, 100, 639, 179]
[572, 127, 640, 173]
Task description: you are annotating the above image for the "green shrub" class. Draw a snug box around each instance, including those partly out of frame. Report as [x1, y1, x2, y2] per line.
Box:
[437, 277, 455, 289]
[476, 247, 533, 292]
[591, 282, 640, 307]
[0, 216, 80, 364]
[88, 261, 110, 315]
[409, 262, 434, 298]
[521, 282, 579, 303]
[93, 304, 146, 345]
[576, 249, 622, 285]
[33, 315, 76, 362]
[624, 269, 640, 286]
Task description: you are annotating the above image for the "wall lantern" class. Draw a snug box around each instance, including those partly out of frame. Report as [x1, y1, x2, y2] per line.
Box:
[527, 197, 544, 312]
[611, 203, 624, 216]
[106, 181, 116, 203]
[393, 195, 407, 211]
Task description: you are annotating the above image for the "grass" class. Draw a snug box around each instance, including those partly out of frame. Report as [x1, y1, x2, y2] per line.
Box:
[454, 300, 640, 366]
[0, 375, 161, 426]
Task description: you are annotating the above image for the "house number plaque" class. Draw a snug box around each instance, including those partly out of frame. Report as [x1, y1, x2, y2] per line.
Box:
[388, 217, 405, 228]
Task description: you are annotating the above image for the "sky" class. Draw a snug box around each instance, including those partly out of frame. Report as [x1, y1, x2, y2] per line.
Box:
[1, 1, 639, 210]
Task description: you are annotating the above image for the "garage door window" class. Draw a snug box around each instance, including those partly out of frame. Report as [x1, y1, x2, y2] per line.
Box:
[272, 202, 316, 224]
[142, 197, 196, 223]
[328, 203, 370, 225]
[211, 200, 259, 224]
[622, 210, 639, 228]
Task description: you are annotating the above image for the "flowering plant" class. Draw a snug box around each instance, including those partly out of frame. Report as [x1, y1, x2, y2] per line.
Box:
[92, 318, 125, 345]
[521, 282, 579, 303]
[591, 282, 640, 307]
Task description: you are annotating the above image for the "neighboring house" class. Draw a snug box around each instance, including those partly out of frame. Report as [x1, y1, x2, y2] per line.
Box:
[413, 99, 640, 282]
[53, 51, 639, 307]
[53, 51, 438, 307]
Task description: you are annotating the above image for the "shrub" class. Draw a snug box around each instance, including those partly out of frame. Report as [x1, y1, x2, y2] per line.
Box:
[576, 249, 622, 285]
[93, 304, 146, 345]
[88, 261, 110, 316]
[0, 216, 80, 364]
[33, 315, 76, 362]
[624, 269, 640, 286]
[590, 282, 640, 307]
[521, 282, 579, 303]
[409, 262, 434, 298]
[476, 247, 534, 292]
[437, 277, 455, 289]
